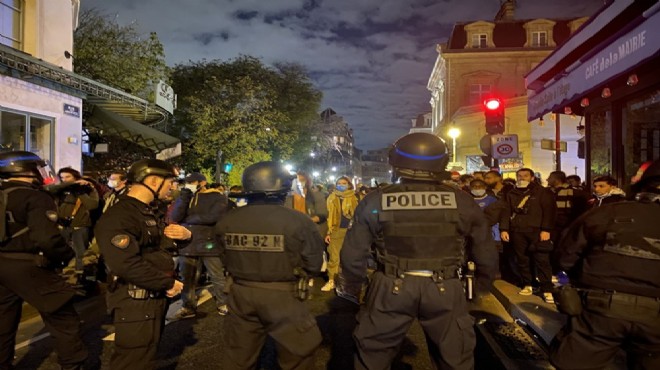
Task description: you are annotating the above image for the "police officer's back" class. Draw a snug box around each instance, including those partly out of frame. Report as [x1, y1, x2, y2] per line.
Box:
[215, 161, 324, 370]
[94, 159, 188, 370]
[0, 151, 87, 370]
[337, 133, 497, 370]
[551, 159, 660, 370]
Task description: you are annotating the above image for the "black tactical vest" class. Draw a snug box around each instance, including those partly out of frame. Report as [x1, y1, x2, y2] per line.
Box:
[376, 183, 464, 271]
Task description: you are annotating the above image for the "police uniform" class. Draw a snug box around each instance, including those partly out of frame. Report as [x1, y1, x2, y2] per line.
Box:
[215, 161, 324, 370]
[0, 152, 87, 370]
[339, 181, 497, 370]
[95, 195, 176, 370]
[551, 192, 660, 369]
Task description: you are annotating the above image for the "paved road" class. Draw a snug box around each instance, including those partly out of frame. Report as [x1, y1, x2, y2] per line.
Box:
[14, 278, 500, 370]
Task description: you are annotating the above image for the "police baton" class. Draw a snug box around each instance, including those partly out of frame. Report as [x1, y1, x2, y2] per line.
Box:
[466, 261, 475, 301]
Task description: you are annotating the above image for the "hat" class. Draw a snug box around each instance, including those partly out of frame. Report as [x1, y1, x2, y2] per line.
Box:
[185, 172, 206, 183]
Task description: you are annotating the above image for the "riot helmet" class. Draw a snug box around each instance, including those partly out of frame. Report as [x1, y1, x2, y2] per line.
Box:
[389, 133, 449, 180]
[0, 151, 57, 185]
[241, 161, 292, 198]
[127, 159, 178, 201]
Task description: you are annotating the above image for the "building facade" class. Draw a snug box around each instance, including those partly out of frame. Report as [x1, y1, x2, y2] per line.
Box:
[360, 148, 391, 187]
[0, 0, 178, 173]
[409, 112, 433, 134]
[527, 0, 660, 189]
[309, 108, 356, 184]
[427, 0, 591, 179]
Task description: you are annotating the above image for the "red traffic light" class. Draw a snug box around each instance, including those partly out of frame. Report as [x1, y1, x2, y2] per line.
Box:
[484, 98, 501, 110]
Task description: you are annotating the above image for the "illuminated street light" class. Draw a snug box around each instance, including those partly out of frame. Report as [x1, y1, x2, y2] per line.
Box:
[447, 127, 461, 163]
[310, 152, 316, 158]
[313, 171, 320, 178]
[329, 175, 336, 182]
[331, 166, 337, 171]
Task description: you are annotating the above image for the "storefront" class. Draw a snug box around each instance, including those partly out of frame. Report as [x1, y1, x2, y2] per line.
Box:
[526, 0, 660, 189]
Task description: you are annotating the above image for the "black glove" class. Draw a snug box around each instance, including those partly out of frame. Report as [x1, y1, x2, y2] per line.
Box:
[41, 245, 75, 269]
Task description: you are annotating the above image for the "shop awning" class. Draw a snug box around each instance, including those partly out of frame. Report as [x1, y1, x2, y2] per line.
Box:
[86, 105, 180, 152]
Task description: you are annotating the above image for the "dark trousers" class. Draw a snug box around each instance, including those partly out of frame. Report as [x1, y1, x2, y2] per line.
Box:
[550, 308, 660, 370]
[354, 272, 475, 370]
[510, 230, 553, 292]
[62, 227, 91, 272]
[107, 286, 167, 370]
[500, 241, 522, 285]
[178, 255, 227, 310]
[225, 283, 322, 370]
[0, 257, 87, 369]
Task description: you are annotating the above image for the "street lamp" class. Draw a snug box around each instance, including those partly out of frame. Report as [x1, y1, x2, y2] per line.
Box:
[447, 127, 461, 163]
[312, 171, 320, 178]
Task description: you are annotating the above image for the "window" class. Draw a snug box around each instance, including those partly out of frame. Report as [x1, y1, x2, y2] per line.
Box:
[469, 84, 491, 105]
[622, 90, 660, 188]
[471, 34, 488, 48]
[0, 108, 53, 162]
[531, 31, 547, 47]
[0, 0, 22, 49]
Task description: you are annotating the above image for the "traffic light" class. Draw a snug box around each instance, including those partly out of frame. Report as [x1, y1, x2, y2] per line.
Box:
[223, 162, 233, 172]
[483, 97, 505, 135]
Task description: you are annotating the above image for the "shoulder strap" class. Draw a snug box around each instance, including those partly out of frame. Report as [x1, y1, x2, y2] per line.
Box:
[1, 187, 35, 242]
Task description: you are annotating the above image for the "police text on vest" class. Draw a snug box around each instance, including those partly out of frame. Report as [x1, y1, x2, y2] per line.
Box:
[381, 192, 458, 210]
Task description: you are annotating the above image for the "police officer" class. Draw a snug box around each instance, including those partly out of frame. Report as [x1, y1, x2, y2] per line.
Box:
[215, 161, 324, 370]
[337, 133, 498, 370]
[0, 151, 87, 370]
[94, 159, 190, 370]
[551, 159, 660, 370]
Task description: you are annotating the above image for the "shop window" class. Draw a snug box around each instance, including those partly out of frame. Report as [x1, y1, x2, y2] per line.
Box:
[469, 84, 491, 105]
[0, 0, 22, 49]
[622, 90, 660, 187]
[29, 116, 53, 161]
[531, 31, 547, 47]
[0, 109, 53, 162]
[589, 108, 613, 180]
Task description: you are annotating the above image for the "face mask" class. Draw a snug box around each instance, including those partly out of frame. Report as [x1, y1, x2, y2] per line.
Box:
[516, 180, 530, 188]
[336, 185, 348, 192]
[107, 180, 118, 189]
[184, 183, 198, 192]
[471, 189, 486, 197]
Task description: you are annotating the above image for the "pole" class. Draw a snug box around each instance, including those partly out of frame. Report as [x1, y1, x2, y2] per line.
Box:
[555, 114, 561, 171]
[452, 137, 457, 163]
[215, 149, 223, 183]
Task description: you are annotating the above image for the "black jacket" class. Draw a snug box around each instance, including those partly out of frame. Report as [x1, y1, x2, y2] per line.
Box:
[170, 188, 229, 256]
[499, 182, 556, 233]
[558, 199, 660, 298]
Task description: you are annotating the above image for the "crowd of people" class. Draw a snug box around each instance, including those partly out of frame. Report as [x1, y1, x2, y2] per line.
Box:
[0, 137, 658, 369]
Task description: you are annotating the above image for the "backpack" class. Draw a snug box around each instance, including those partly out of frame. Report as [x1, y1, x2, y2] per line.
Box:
[0, 187, 31, 243]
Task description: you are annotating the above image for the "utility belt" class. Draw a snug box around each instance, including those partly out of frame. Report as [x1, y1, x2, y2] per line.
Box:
[376, 251, 460, 295]
[107, 274, 166, 300]
[581, 289, 660, 316]
[233, 278, 310, 301]
[0, 251, 50, 268]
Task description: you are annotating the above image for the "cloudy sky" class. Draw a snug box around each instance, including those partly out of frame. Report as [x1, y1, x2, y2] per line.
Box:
[81, 0, 603, 150]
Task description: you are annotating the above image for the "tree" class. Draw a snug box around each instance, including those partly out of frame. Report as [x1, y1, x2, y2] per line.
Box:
[170, 56, 322, 185]
[73, 9, 168, 96]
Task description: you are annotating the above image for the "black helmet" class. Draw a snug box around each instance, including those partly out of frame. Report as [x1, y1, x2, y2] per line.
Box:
[389, 133, 449, 175]
[241, 161, 292, 197]
[632, 159, 660, 193]
[127, 159, 178, 184]
[0, 151, 51, 184]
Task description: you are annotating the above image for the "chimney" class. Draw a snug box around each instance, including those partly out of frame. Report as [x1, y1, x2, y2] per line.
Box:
[495, 0, 516, 21]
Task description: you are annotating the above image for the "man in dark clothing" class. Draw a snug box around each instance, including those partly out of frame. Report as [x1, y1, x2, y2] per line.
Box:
[484, 170, 513, 199]
[215, 161, 324, 370]
[0, 151, 87, 370]
[169, 172, 230, 319]
[550, 159, 660, 370]
[337, 133, 498, 370]
[500, 168, 556, 302]
[103, 170, 128, 212]
[589, 175, 626, 208]
[95, 159, 191, 370]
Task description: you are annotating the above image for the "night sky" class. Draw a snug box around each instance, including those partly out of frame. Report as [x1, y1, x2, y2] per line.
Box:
[81, 0, 604, 150]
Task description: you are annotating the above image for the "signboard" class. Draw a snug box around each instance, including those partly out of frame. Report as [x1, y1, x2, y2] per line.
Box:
[63, 103, 80, 118]
[541, 139, 568, 152]
[499, 157, 524, 171]
[490, 134, 519, 159]
[156, 142, 182, 160]
[528, 11, 660, 121]
[155, 80, 176, 114]
[448, 161, 464, 171]
[466, 155, 489, 174]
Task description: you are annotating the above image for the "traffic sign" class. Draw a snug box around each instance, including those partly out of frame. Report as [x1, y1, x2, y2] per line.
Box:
[490, 134, 519, 159]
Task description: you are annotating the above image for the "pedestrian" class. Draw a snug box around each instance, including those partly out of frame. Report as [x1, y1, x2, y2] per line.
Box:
[286, 170, 328, 237]
[0, 151, 87, 370]
[500, 168, 557, 303]
[336, 133, 498, 370]
[169, 172, 230, 319]
[484, 170, 513, 199]
[550, 159, 660, 369]
[103, 170, 128, 212]
[589, 175, 626, 208]
[215, 161, 324, 370]
[95, 159, 190, 370]
[322, 176, 359, 292]
[566, 175, 583, 190]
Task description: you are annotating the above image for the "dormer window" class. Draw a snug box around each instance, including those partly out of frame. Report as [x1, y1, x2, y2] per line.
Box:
[531, 31, 547, 47]
[464, 21, 495, 49]
[472, 34, 488, 48]
[0, 0, 22, 49]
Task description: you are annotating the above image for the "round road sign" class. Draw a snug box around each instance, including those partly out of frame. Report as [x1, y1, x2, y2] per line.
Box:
[496, 144, 513, 155]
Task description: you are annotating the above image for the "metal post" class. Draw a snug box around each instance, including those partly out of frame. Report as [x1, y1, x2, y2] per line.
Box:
[452, 137, 457, 163]
[215, 149, 223, 183]
[555, 114, 561, 171]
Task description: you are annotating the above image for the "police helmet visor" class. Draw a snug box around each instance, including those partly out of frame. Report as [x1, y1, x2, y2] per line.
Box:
[38, 161, 59, 185]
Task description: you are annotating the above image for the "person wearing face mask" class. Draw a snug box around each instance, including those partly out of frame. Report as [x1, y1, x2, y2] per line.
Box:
[469, 179, 501, 244]
[168, 172, 231, 319]
[286, 171, 328, 237]
[322, 176, 359, 292]
[103, 170, 128, 212]
[499, 168, 557, 303]
[94, 159, 191, 370]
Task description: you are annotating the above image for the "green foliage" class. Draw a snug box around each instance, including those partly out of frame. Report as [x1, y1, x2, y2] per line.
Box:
[170, 56, 322, 186]
[73, 9, 168, 97]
